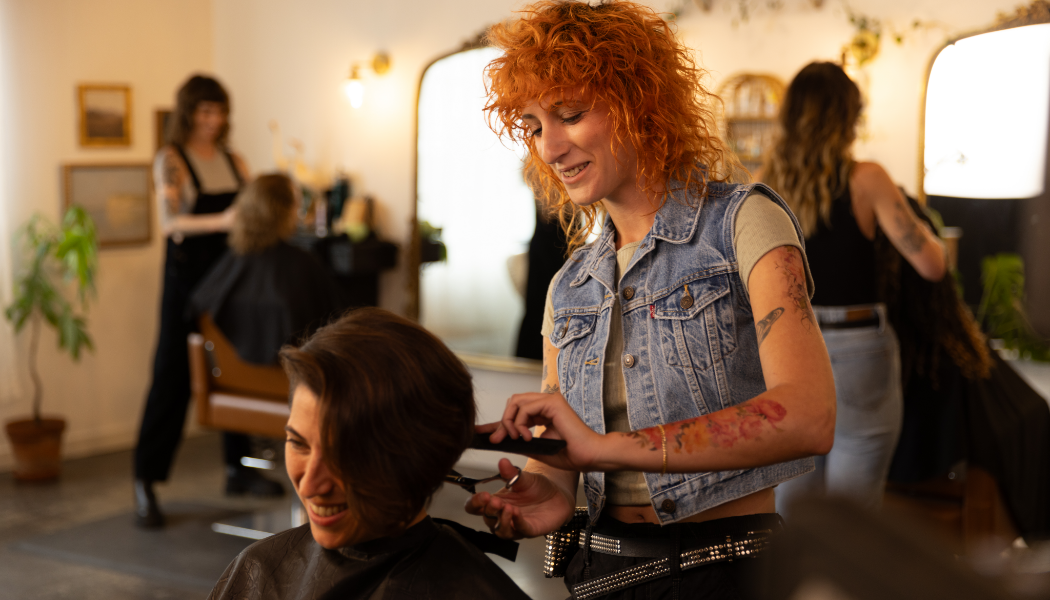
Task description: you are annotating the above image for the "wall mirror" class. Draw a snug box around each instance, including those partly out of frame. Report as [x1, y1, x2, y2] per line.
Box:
[920, 11, 1050, 331]
[413, 45, 540, 365]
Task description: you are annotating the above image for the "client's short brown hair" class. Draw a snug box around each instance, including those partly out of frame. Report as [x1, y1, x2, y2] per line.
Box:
[279, 308, 475, 534]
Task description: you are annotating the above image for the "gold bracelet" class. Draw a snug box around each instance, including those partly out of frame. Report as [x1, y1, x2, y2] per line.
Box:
[657, 423, 667, 475]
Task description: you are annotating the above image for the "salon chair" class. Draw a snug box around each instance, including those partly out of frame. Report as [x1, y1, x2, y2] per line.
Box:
[188, 314, 290, 439]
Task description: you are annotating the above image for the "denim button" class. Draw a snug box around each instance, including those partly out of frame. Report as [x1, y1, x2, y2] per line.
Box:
[680, 294, 693, 309]
[622, 286, 635, 301]
[623, 354, 635, 368]
[661, 499, 676, 514]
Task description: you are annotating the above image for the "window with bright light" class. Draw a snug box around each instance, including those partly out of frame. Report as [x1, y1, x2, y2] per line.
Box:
[924, 24, 1050, 199]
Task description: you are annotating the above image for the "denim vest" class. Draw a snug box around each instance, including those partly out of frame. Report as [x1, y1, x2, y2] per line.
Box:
[548, 182, 814, 525]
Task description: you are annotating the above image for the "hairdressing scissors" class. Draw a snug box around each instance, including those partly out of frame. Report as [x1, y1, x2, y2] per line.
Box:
[444, 468, 521, 495]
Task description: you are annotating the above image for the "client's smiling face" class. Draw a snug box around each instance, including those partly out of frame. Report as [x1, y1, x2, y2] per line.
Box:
[285, 385, 369, 549]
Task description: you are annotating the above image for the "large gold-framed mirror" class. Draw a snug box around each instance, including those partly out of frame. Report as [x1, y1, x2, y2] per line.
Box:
[409, 41, 543, 372]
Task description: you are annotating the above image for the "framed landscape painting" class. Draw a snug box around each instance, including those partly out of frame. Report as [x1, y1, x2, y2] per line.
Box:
[64, 164, 152, 247]
[78, 85, 132, 147]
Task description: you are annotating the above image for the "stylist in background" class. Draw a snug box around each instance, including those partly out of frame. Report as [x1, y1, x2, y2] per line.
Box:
[134, 75, 280, 530]
[761, 62, 946, 514]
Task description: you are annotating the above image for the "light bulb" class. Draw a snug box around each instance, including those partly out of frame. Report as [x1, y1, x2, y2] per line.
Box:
[344, 79, 364, 108]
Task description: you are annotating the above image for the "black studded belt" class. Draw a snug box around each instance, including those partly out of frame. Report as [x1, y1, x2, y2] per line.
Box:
[569, 526, 776, 599]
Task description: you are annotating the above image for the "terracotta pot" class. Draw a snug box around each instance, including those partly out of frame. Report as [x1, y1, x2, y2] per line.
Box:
[4, 417, 66, 481]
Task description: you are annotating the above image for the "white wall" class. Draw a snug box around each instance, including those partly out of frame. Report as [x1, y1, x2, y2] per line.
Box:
[0, 0, 1023, 471]
[0, 0, 213, 471]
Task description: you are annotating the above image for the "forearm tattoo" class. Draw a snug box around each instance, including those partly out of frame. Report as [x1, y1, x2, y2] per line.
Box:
[892, 201, 927, 255]
[626, 430, 661, 451]
[772, 247, 814, 330]
[627, 399, 788, 457]
[756, 307, 784, 347]
[542, 382, 560, 394]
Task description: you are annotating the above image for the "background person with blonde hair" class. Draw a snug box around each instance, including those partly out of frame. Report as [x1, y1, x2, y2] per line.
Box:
[761, 62, 946, 514]
[190, 173, 345, 366]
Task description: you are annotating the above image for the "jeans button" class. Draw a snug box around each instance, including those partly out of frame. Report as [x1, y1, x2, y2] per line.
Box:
[680, 294, 693, 309]
[622, 286, 635, 301]
[661, 499, 676, 514]
[623, 354, 635, 368]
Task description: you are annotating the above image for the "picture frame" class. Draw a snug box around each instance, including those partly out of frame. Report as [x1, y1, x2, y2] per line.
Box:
[78, 84, 132, 147]
[154, 109, 172, 152]
[63, 164, 152, 248]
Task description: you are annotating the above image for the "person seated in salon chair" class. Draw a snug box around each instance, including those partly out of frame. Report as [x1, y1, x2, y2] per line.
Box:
[189, 172, 345, 366]
[208, 308, 530, 600]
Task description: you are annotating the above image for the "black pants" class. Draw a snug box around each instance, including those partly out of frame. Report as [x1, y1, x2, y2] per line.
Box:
[564, 513, 781, 600]
[134, 255, 249, 481]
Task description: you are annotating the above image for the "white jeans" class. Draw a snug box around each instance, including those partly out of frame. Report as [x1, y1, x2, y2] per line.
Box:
[776, 305, 902, 515]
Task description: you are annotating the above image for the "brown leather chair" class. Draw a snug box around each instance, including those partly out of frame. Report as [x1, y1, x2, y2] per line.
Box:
[189, 314, 290, 438]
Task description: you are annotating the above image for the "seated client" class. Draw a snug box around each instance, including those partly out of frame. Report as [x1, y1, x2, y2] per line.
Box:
[208, 308, 530, 600]
[190, 172, 345, 366]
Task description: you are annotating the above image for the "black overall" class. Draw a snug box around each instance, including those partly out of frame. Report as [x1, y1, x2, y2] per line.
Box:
[134, 147, 248, 482]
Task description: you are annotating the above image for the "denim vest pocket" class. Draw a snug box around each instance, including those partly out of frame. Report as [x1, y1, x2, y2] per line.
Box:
[550, 310, 599, 391]
[650, 273, 737, 372]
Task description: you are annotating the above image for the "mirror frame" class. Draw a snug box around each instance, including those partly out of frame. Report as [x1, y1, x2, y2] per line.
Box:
[916, 3, 1050, 201]
[407, 31, 543, 377]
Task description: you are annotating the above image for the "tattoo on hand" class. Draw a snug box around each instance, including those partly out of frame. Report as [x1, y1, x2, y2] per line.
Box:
[773, 248, 815, 330]
[542, 382, 560, 394]
[756, 307, 784, 347]
[892, 202, 926, 255]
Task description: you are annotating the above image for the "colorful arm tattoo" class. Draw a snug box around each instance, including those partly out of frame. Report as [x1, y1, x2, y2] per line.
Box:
[627, 399, 788, 455]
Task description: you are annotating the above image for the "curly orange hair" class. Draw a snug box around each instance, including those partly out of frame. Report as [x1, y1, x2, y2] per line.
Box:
[485, 0, 737, 252]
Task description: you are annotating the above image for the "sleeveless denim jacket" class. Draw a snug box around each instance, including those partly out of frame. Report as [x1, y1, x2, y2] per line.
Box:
[547, 181, 815, 525]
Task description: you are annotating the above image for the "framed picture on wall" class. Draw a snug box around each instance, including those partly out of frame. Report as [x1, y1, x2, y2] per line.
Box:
[154, 109, 172, 152]
[64, 164, 152, 248]
[78, 84, 132, 147]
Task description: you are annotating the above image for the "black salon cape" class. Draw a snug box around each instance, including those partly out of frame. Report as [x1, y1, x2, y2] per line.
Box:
[207, 518, 530, 600]
[189, 242, 346, 365]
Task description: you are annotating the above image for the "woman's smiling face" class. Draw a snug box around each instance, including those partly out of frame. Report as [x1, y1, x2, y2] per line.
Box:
[521, 98, 639, 208]
[285, 385, 371, 549]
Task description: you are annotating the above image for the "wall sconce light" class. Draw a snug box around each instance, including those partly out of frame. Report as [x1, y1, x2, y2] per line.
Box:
[344, 52, 391, 109]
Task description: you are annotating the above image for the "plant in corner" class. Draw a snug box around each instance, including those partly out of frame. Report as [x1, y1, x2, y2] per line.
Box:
[4, 206, 98, 481]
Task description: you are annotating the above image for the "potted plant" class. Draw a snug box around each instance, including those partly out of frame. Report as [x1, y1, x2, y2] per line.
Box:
[978, 253, 1050, 362]
[4, 206, 98, 481]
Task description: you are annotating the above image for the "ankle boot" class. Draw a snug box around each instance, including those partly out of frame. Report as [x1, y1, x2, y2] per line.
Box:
[134, 479, 165, 529]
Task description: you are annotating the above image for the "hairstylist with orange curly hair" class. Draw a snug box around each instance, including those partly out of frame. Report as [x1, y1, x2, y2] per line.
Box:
[463, 2, 835, 598]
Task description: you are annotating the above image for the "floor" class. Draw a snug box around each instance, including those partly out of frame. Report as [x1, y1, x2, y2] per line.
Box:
[0, 433, 572, 600]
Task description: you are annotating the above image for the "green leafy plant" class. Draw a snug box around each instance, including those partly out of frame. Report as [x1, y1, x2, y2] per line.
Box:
[977, 253, 1050, 362]
[4, 207, 99, 422]
[418, 220, 447, 263]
